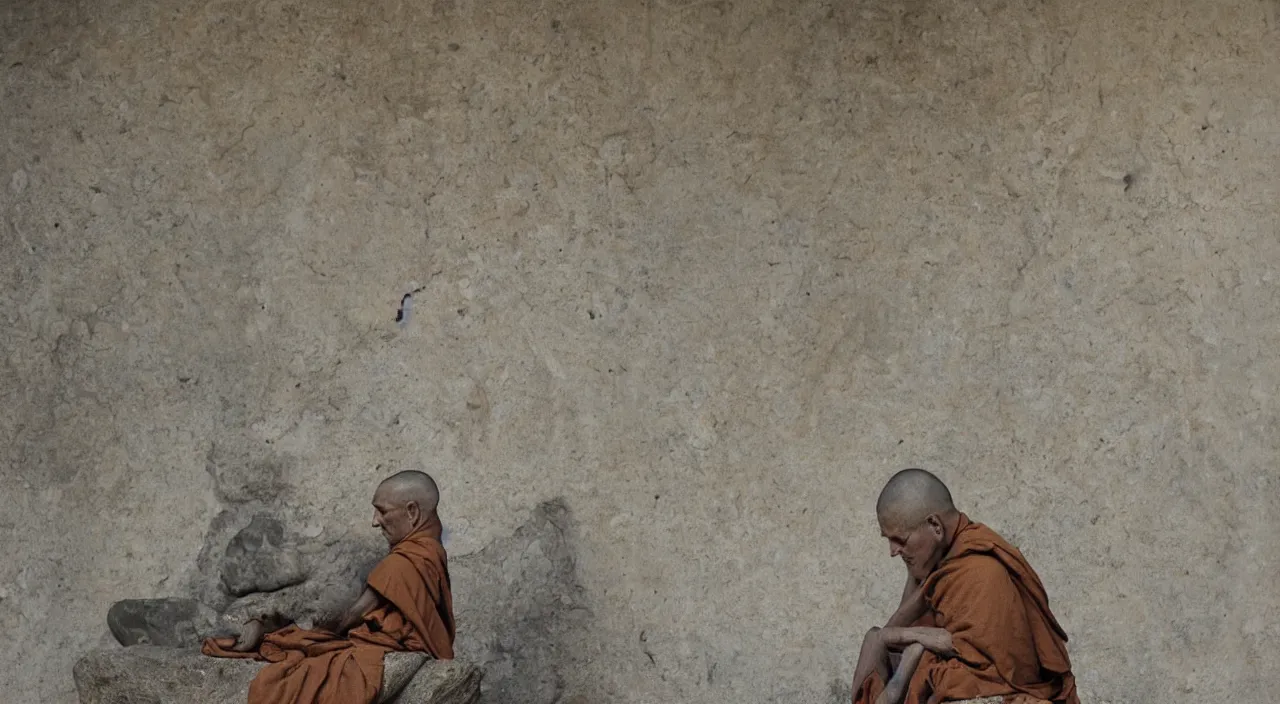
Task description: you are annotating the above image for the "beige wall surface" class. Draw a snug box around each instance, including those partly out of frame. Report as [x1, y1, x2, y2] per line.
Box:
[2, 0, 1278, 701]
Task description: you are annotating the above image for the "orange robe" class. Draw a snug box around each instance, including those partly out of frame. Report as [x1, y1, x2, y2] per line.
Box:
[203, 527, 455, 704]
[856, 515, 1079, 704]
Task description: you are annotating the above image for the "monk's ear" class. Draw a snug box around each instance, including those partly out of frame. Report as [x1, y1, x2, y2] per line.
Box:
[406, 500, 421, 524]
[925, 514, 944, 537]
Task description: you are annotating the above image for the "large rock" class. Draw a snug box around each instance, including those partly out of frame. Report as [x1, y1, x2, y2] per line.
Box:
[218, 530, 384, 631]
[219, 515, 307, 596]
[391, 659, 484, 704]
[106, 598, 219, 648]
[450, 499, 590, 704]
[73, 646, 480, 704]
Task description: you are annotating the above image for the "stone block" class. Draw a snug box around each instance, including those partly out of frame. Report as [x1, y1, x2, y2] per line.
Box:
[73, 646, 480, 704]
[106, 598, 220, 648]
[220, 515, 306, 596]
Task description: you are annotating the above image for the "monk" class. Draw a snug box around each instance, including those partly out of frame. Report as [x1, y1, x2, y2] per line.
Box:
[203, 470, 456, 704]
[850, 468, 1079, 704]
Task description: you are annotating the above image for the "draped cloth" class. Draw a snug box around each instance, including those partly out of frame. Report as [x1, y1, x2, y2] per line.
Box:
[203, 525, 454, 704]
[855, 515, 1078, 704]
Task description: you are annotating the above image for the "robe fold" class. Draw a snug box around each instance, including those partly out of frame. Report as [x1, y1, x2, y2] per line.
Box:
[203, 526, 454, 704]
[855, 515, 1079, 704]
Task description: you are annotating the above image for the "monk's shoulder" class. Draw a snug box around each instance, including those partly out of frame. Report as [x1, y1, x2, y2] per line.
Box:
[375, 535, 447, 581]
[397, 535, 447, 566]
[944, 551, 1008, 577]
[368, 549, 410, 582]
[928, 552, 1014, 599]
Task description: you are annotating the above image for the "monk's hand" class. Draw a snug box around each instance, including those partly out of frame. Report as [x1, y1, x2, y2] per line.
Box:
[314, 614, 339, 634]
[231, 619, 266, 652]
[913, 628, 954, 657]
[878, 626, 955, 657]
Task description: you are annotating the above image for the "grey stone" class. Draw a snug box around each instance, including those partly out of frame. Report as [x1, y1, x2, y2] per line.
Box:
[73, 646, 480, 704]
[381, 652, 429, 701]
[106, 598, 219, 648]
[220, 514, 306, 597]
[189, 509, 261, 613]
[219, 529, 384, 631]
[450, 499, 589, 704]
[203, 445, 291, 506]
[194, 502, 580, 704]
[201, 501, 584, 704]
[393, 659, 483, 704]
[73, 647, 260, 704]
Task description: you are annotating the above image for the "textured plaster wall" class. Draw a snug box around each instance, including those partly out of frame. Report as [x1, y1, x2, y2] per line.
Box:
[2, 0, 1279, 701]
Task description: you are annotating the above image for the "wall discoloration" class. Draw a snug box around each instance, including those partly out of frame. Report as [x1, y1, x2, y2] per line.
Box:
[3, 0, 1278, 701]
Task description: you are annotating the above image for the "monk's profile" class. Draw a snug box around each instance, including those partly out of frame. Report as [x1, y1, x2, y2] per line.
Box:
[203, 470, 456, 704]
[850, 468, 1078, 704]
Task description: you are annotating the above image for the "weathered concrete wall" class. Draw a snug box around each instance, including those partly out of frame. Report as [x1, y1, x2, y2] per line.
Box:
[2, 0, 1278, 701]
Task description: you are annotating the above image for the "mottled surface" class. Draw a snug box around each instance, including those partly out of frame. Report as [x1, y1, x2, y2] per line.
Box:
[219, 514, 306, 596]
[3, 0, 1279, 702]
[73, 647, 477, 704]
[106, 598, 218, 648]
[209, 500, 585, 704]
[449, 499, 589, 704]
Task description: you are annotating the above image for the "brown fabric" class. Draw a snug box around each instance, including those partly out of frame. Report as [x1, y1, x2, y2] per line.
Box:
[855, 515, 1078, 704]
[855, 671, 890, 704]
[202, 528, 455, 704]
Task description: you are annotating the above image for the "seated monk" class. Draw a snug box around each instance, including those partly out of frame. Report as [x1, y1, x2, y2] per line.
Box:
[204, 470, 456, 704]
[851, 468, 1079, 704]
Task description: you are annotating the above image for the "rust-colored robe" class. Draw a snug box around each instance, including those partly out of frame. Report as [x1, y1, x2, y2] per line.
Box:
[856, 515, 1078, 704]
[203, 527, 455, 704]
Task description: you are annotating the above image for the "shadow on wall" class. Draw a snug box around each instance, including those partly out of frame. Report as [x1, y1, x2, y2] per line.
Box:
[450, 499, 592, 704]
[103, 493, 591, 704]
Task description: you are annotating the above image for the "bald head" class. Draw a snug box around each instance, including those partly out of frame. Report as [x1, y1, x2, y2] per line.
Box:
[876, 468, 956, 527]
[876, 468, 960, 580]
[378, 470, 440, 512]
[372, 470, 441, 545]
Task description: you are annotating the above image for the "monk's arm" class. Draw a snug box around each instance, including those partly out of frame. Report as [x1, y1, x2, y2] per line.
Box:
[877, 626, 954, 656]
[330, 586, 382, 635]
[874, 642, 926, 704]
[883, 580, 926, 629]
[899, 574, 919, 608]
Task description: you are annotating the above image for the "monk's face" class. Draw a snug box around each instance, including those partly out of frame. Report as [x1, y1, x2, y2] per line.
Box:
[878, 512, 948, 581]
[371, 484, 420, 546]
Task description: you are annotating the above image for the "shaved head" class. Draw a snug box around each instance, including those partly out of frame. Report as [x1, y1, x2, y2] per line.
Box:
[372, 470, 441, 545]
[378, 470, 440, 512]
[876, 468, 960, 580]
[876, 468, 956, 527]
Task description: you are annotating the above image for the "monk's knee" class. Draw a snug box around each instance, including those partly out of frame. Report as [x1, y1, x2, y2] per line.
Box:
[862, 626, 882, 643]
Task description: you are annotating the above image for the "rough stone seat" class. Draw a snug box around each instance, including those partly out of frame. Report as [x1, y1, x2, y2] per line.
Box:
[73, 646, 481, 704]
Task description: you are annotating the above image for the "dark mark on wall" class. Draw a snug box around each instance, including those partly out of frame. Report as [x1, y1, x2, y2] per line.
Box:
[395, 291, 419, 326]
[394, 270, 444, 327]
